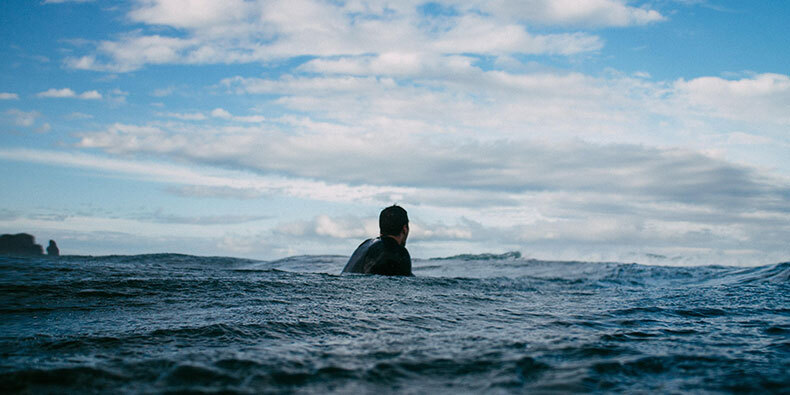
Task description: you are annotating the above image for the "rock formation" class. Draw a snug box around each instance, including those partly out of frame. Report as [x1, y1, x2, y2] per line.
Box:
[47, 240, 60, 256]
[0, 233, 46, 256]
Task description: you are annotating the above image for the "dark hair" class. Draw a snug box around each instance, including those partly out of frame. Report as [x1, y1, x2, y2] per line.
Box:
[379, 205, 408, 236]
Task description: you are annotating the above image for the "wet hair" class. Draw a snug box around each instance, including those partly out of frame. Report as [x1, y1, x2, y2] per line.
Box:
[379, 205, 408, 236]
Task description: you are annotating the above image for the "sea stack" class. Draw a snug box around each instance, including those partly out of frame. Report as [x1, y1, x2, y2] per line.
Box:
[47, 240, 60, 256]
[0, 233, 45, 256]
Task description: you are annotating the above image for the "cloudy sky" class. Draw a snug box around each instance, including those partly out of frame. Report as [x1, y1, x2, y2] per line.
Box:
[1, 0, 788, 264]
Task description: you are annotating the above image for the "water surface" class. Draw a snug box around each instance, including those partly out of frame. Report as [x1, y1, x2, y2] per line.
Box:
[1, 253, 788, 393]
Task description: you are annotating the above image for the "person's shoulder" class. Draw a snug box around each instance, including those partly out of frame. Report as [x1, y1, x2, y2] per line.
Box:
[353, 237, 368, 248]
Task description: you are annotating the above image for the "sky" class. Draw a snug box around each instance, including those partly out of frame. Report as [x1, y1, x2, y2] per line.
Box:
[1, 0, 788, 265]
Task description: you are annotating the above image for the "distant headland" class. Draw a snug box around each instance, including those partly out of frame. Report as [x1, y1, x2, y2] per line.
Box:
[0, 233, 59, 256]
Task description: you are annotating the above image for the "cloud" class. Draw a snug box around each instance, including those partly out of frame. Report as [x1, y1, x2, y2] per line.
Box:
[133, 210, 270, 225]
[165, 185, 266, 199]
[211, 108, 266, 123]
[35, 123, 52, 134]
[479, 0, 666, 27]
[274, 214, 475, 241]
[723, 132, 774, 146]
[13, 0, 788, 264]
[36, 88, 103, 99]
[217, 69, 650, 142]
[267, 207, 789, 265]
[158, 108, 266, 123]
[0, 209, 21, 221]
[64, 0, 625, 72]
[129, 0, 255, 29]
[67, 35, 197, 72]
[163, 112, 208, 121]
[4, 109, 50, 133]
[71, 120, 790, 217]
[210, 108, 232, 119]
[0, 148, 414, 205]
[429, 15, 603, 55]
[107, 88, 128, 105]
[671, 73, 790, 125]
[37, 88, 76, 98]
[2, 147, 788, 264]
[275, 215, 378, 240]
[217, 67, 790, 155]
[5, 109, 42, 127]
[0, 93, 19, 100]
[67, 112, 94, 120]
[80, 90, 102, 99]
[151, 86, 176, 97]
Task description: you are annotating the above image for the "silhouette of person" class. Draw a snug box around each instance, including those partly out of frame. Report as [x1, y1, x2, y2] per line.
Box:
[341, 205, 412, 276]
[47, 240, 59, 256]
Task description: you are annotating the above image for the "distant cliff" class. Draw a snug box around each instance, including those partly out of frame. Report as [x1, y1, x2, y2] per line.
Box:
[0, 233, 51, 256]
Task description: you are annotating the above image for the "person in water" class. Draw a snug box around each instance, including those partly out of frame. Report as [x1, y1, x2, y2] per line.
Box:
[341, 205, 413, 276]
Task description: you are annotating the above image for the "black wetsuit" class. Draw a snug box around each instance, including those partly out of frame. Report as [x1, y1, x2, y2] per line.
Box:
[341, 237, 413, 276]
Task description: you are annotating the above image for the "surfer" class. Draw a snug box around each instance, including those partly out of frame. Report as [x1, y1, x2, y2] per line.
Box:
[341, 205, 413, 276]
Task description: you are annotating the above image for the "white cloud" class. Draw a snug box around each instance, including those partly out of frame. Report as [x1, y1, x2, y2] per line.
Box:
[67, 112, 94, 120]
[2, 146, 787, 264]
[274, 215, 476, 241]
[80, 90, 102, 99]
[429, 15, 603, 54]
[64, 0, 624, 72]
[37, 88, 76, 98]
[0, 147, 414, 205]
[478, 0, 665, 27]
[0, 92, 19, 100]
[672, 73, 790, 125]
[163, 112, 207, 121]
[129, 0, 255, 29]
[3, 110, 50, 133]
[36, 88, 103, 99]
[133, 210, 269, 225]
[12, 0, 789, 264]
[218, 67, 790, 155]
[210, 108, 232, 119]
[68, 35, 197, 72]
[233, 115, 266, 123]
[71, 120, 790, 217]
[210, 108, 265, 123]
[723, 132, 774, 146]
[276, 215, 377, 239]
[218, 70, 641, 144]
[5, 109, 42, 127]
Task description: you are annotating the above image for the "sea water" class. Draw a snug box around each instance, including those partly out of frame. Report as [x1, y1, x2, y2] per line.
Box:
[1, 253, 788, 393]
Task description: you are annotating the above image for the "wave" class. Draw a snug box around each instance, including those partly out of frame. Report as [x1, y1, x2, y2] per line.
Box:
[65, 253, 260, 266]
[0, 366, 126, 393]
[587, 354, 789, 392]
[427, 256, 790, 285]
[2, 252, 787, 394]
[430, 251, 522, 261]
[2, 253, 787, 287]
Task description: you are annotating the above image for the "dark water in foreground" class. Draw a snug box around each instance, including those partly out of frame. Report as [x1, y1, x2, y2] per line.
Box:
[1, 254, 788, 394]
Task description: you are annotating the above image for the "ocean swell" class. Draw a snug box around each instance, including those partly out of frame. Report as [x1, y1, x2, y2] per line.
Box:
[1, 254, 788, 393]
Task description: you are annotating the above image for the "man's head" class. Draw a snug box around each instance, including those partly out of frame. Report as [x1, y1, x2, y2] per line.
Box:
[379, 205, 409, 245]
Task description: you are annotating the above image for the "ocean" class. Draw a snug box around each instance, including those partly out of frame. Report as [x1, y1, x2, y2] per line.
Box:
[1, 253, 788, 394]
